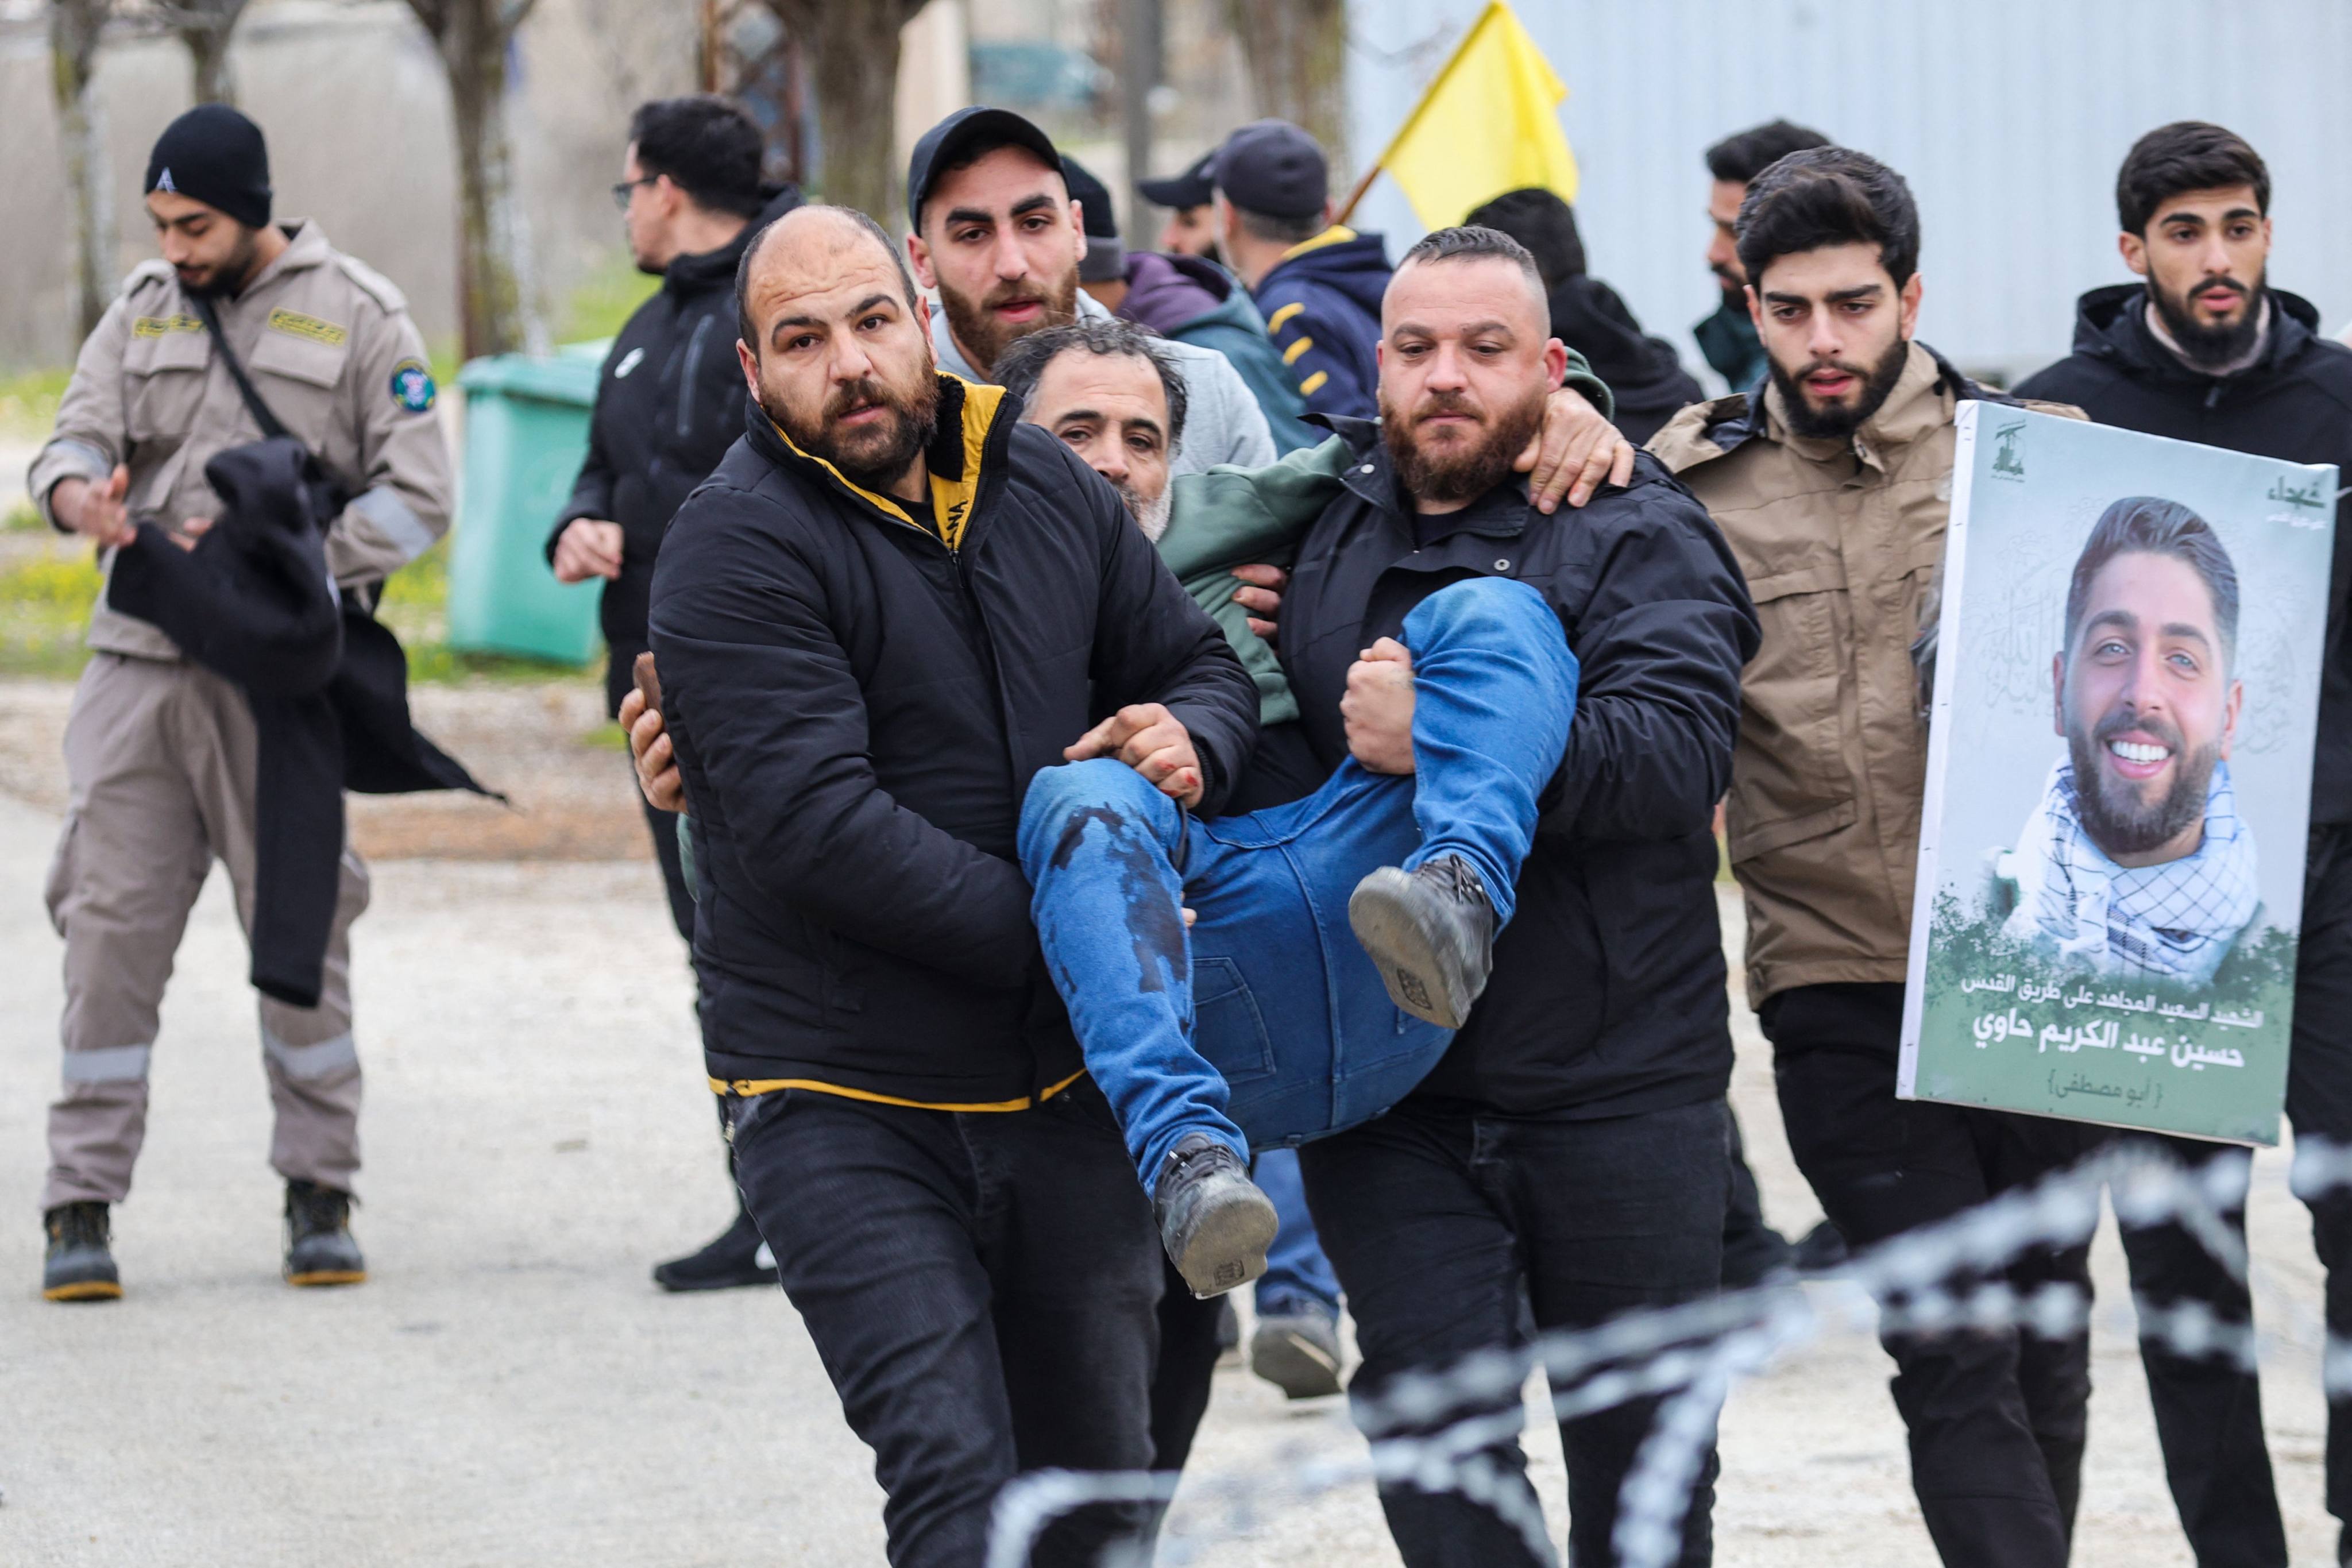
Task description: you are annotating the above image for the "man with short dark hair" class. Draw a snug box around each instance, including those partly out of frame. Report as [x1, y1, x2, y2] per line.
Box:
[1998, 497, 2255, 980]
[2015, 119, 2352, 1567]
[1223, 222, 1758, 1568]
[32, 104, 452, 1302]
[1694, 119, 1832, 389]
[1211, 119, 1393, 423]
[649, 202, 1260, 1566]
[1652, 148, 2094, 1568]
[546, 94, 800, 1293]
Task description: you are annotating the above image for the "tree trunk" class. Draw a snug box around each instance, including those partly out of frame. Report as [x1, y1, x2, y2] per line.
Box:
[161, 0, 250, 104]
[407, 0, 543, 359]
[771, 0, 928, 227]
[50, 0, 117, 339]
[1226, 0, 1349, 181]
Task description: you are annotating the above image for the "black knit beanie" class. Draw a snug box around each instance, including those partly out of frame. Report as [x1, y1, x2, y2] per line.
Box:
[145, 105, 273, 230]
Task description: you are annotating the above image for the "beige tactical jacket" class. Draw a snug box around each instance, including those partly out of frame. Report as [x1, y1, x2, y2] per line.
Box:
[29, 220, 453, 661]
[1650, 342, 2080, 1005]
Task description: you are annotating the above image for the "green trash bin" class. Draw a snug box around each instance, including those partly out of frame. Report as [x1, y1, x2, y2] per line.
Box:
[446, 344, 609, 663]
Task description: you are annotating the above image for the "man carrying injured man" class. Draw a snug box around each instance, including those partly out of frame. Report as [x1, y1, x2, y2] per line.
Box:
[626, 233, 1635, 1298]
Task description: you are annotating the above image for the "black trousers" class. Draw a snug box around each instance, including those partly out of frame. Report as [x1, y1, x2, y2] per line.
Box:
[729, 1080, 1164, 1568]
[1765, 982, 2094, 1568]
[1299, 1096, 1728, 1568]
[2096, 823, 2352, 1567]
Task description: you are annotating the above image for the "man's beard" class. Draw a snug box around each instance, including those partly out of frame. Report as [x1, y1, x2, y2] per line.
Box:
[1769, 332, 1911, 442]
[1710, 263, 1743, 303]
[2150, 269, 2264, 370]
[2066, 702, 2218, 858]
[1380, 385, 1547, 507]
[940, 272, 1079, 378]
[179, 226, 265, 299]
[1124, 481, 1172, 542]
[766, 368, 940, 492]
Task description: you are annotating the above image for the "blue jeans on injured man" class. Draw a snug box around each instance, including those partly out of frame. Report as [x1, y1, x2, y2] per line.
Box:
[1017, 576, 1579, 1188]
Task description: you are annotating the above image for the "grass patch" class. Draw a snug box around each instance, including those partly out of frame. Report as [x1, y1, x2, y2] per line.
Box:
[0, 546, 103, 676]
[0, 365, 69, 445]
[6, 500, 43, 532]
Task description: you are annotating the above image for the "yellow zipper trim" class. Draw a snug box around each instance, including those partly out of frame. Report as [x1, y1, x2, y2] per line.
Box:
[1279, 224, 1359, 262]
[708, 1066, 1089, 1112]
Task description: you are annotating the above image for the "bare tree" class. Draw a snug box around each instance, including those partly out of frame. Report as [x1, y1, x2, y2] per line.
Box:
[767, 0, 932, 226]
[51, 0, 118, 338]
[1226, 0, 1347, 177]
[404, 0, 544, 358]
[155, 0, 251, 105]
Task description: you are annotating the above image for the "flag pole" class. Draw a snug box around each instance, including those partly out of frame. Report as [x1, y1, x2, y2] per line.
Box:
[1330, 0, 1508, 227]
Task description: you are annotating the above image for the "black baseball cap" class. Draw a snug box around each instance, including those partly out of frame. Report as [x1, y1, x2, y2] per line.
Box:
[1057, 154, 1126, 283]
[905, 105, 1064, 231]
[1211, 119, 1328, 219]
[1138, 149, 1215, 211]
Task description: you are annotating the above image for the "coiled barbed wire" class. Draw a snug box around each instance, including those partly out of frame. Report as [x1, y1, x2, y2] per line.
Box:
[984, 1137, 2332, 1566]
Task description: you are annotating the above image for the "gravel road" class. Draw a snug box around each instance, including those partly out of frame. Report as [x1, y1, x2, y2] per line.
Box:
[0, 759, 2343, 1564]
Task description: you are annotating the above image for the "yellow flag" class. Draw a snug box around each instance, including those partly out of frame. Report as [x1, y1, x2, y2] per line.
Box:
[1372, 1, 1578, 227]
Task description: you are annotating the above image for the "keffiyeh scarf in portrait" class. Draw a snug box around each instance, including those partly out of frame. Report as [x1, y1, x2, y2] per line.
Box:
[2002, 759, 2260, 984]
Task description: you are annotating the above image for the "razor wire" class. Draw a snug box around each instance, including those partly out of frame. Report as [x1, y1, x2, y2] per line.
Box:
[984, 1136, 2348, 1568]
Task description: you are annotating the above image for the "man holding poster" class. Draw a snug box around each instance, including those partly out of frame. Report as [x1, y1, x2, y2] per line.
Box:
[1651, 146, 2095, 1568]
[2014, 121, 2352, 1568]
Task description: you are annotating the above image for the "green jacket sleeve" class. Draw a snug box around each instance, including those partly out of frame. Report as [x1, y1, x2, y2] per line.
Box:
[1148, 348, 1612, 729]
[1157, 437, 1353, 727]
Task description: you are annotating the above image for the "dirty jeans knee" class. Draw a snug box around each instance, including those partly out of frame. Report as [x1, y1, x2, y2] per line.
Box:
[1019, 759, 1245, 1187]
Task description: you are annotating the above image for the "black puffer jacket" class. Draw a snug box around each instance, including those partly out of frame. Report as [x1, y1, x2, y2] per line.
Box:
[1278, 419, 1759, 1118]
[649, 375, 1260, 1105]
[2016, 285, 2352, 824]
[550, 186, 801, 714]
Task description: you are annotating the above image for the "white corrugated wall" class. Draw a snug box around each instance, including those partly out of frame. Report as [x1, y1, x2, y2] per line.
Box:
[1345, 0, 2352, 384]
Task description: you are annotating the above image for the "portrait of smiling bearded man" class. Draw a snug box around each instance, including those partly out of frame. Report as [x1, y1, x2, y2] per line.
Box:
[1999, 495, 2257, 983]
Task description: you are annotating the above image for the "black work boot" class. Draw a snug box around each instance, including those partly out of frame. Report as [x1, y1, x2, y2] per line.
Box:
[1250, 1299, 1345, 1399]
[43, 1202, 121, 1303]
[284, 1179, 367, 1287]
[652, 1206, 777, 1293]
[1347, 854, 1497, 1029]
[1153, 1134, 1279, 1300]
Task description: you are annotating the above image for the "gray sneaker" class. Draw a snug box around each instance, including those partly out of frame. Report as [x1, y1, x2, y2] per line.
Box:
[1348, 855, 1497, 1029]
[1250, 1302, 1344, 1399]
[284, 1180, 367, 1287]
[43, 1202, 121, 1303]
[1152, 1134, 1279, 1300]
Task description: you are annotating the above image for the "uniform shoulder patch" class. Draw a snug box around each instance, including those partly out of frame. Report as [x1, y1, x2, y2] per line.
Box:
[267, 308, 350, 347]
[131, 314, 206, 338]
[388, 358, 437, 414]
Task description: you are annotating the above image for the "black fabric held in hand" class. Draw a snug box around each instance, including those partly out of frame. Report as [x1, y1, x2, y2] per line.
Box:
[105, 439, 496, 1007]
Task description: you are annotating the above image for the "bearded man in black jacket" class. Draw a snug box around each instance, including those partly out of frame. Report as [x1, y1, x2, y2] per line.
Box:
[2016, 121, 2352, 1568]
[547, 96, 799, 1291]
[648, 203, 1257, 1568]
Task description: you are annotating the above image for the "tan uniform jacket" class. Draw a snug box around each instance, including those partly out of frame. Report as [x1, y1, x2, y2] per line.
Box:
[1649, 342, 2081, 1003]
[29, 220, 453, 661]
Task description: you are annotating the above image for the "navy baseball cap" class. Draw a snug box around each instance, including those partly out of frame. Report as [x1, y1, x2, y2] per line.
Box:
[1211, 120, 1328, 219]
[1138, 149, 1215, 211]
[905, 105, 1064, 231]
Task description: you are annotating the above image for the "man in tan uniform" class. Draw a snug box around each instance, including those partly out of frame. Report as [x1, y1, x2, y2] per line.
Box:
[1651, 147, 2089, 1568]
[31, 106, 450, 1301]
